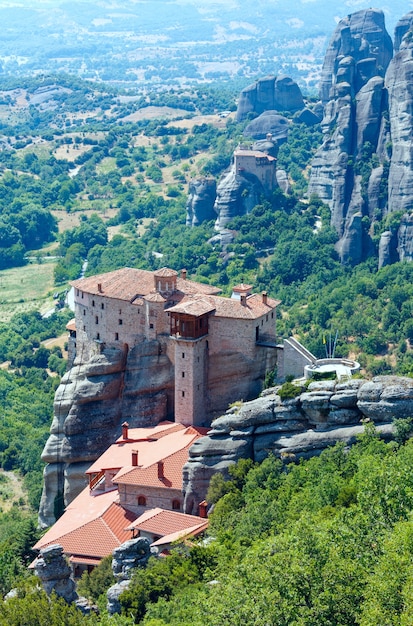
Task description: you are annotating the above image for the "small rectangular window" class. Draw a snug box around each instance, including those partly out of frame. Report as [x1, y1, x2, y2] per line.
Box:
[83, 325, 86, 332]
[76, 289, 79, 296]
[81, 292, 84, 299]
[182, 390, 185, 398]
[119, 309, 122, 315]
[150, 323, 154, 329]
[115, 332, 119, 341]
[266, 314, 268, 322]
[182, 371, 185, 378]
[83, 310, 86, 316]
[95, 316, 99, 324]
[92, 300, 95, 307]
[96, 333, 100, 340]
[182, 352, 185, 359]
[271, 312, 274, 319]
[119, 319, 123, 325]
[101, 303, 104, 310]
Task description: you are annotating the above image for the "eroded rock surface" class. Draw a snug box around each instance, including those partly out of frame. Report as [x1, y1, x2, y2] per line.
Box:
[183, 376, 411, 513]
[39, 342, 174, 529]
[236, 75, 304, 122]
[186, 177, 217, 226]
[107, 537, 153, 615]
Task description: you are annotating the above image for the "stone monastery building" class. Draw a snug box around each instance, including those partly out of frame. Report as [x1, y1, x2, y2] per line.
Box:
[70, 266, 280, 426]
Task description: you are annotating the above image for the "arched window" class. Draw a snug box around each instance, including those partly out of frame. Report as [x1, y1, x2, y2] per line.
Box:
[138, 495, 146, 506]
[172, 499, 181, 510]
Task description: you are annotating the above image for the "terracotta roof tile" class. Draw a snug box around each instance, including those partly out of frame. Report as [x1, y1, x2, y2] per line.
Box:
[71, 267, 221, 301]
[127, 508, 208, 537]
[154, 267, 178, 277]
[113, 446, 191, 489]
[168, 293, 280, 320]
[167, 298, 216, 317]
[86, 423, 202, 477]
[34, 493, 136, 559]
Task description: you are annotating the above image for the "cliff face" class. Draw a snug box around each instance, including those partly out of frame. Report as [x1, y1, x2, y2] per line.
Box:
[308, 9, 393, 264]
[186, 178, 217, 226]
[38, 341, 174, 528]
[213, 165, 265, 230]
[308, 9, 413, 266]
[236, 75, 304, 122]
[183, 376, 410, 513]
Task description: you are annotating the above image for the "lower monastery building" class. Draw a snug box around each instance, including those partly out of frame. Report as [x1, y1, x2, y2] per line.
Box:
[70, 266, 280, 426]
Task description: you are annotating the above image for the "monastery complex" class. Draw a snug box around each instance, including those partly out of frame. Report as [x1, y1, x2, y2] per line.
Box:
[70, 266, 280, 426]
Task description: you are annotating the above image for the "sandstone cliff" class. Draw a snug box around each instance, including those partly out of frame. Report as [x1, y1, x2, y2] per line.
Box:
[38, 341, 174, 528]
[308, 9, 392, 264]
[186, 178, 217, 226]
[236, 75, 304, 122]
[307, 9, 413, 266]
[183, 376, 409, 513]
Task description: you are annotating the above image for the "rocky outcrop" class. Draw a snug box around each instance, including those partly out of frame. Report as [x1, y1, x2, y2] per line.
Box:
[186, 178, 217, 226]
[385, 38, 413, 216]
[213, 165, 265, 230]
[307, 9, 413, 267]
[318, 9, 392, 105]
[107, 537, 153, 615]
[39, 342, 174, 529]
[34, 543, 96, 614]
[183, 376, 412, 513]
[308, 9, 394, 264]
[244, 112, 290, 142]
[397, 214, 413, 262]
[236, 75, 304, 122]
[378, 230, 398, 268]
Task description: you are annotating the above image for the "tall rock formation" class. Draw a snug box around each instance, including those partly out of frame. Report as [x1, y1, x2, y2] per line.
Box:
[308, 9, 413, 267]
[186, 178, 217, 226]
[236, 75, 304, 122]
[385, 29, 413, 215]
[38, 342, 174, 528]
[308, 9, 393, 264]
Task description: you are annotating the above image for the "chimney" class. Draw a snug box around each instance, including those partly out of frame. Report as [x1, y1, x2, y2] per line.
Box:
[122, 421, 129, 440]
[181, 268, 187, 280]
[262, 291, 268, 305]
[240, 294, 247, 306]
[157, 461, 164, 479]
[198, 500, 208, 519]
[97, 283, 102, 293]
[132, 450, 138, 467]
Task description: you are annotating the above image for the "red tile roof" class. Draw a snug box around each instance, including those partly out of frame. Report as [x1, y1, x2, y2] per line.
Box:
[71, 267, 221, 302]
[86, 422, 204, 480]
[113, 447, 190, 490]
[33, 490, 136, 559]
[168, 293, 280, 320]
[126, 507, 208, 537]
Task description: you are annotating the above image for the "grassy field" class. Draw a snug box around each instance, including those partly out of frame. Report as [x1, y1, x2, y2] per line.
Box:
[0, 260, 57, 323]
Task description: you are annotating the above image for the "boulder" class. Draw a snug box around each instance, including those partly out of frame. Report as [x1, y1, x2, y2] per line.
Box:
[244, 112, 290, 141]
[34, 544, 78, 604]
